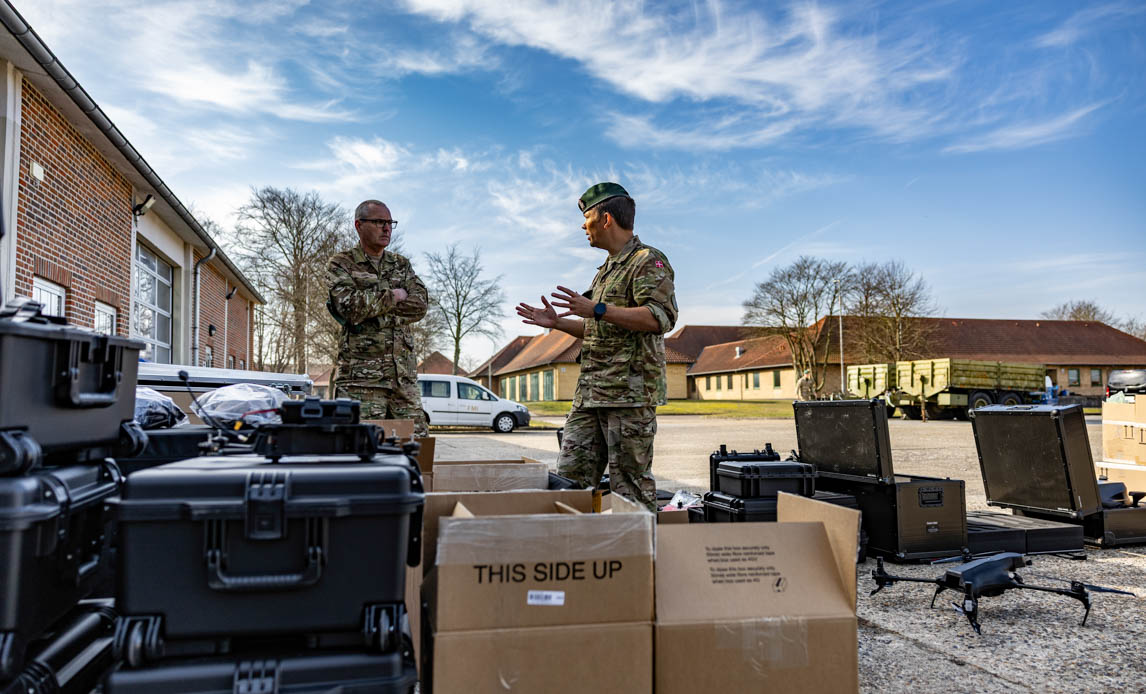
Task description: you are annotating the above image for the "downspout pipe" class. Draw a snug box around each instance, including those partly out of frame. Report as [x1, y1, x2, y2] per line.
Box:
[192, 247, 216, 366]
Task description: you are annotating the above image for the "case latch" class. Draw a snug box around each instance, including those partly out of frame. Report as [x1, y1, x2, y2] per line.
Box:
[245, 471, 288, 540]
[233, 659, 280, 694]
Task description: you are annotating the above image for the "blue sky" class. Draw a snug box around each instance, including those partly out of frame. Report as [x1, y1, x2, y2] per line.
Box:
[17, 0, 1146, 364]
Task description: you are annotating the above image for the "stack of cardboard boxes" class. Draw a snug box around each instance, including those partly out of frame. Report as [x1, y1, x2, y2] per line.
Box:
[1097, 397, 1146, 489]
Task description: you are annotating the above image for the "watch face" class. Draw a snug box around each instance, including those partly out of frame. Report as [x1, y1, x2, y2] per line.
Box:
[594, 302, 606, 318]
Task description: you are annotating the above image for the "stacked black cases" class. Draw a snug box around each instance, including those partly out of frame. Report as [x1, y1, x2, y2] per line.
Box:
[0, 304, 145, 474]
[1, 601, 116, 694]
[714, 460, 815, 498]
[708, 443, 780, 492]
[794, 400, 968, 561]
[112, 453, 424, 665]
[972, 404, 1146, 547]
[0, 461, 121, 680]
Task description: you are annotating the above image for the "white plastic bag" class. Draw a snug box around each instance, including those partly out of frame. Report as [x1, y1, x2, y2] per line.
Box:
[191, 383, 287, 426]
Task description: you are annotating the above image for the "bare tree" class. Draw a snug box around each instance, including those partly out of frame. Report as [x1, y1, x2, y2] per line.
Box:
[1122, 317, 1146, 341]
[849, 260, 938, 362]
[742, 256, 852, 393]
[232, 187, 351, 373]
[423, 244, 506, 374]
[1041, 300, 1118, 325]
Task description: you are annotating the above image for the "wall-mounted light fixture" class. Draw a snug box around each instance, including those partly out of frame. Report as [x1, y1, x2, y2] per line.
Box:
[225, 287, 237, 300]
[132, 194, 155, 217]
[208, 324, 216, 337]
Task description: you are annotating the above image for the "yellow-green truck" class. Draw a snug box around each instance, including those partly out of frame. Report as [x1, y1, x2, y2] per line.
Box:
[847, 359, 1046, 419]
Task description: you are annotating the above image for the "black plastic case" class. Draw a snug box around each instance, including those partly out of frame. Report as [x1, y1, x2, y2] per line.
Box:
[966, 512, 1028, 555]
[714, 460, 815, 498]
[972, 404, 1146, 547]
[1, 600, 116, 694]
[702, 491, 777, 522]
[852, 475, 967, 561]
[793, 400, 893, 483]
[113, 454, 424, 650]
[0, 303, 144, 474]
[115, 426, 218, 476]
[966, 510, 1084, 555]
[708, 443, 779, 491]
[0, 462, 121, 679]
[104, 651, 417, 694]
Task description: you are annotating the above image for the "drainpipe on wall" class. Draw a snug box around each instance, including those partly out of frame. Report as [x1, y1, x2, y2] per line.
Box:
[224, 285, 236, 368]
[191, 247, 216, 367]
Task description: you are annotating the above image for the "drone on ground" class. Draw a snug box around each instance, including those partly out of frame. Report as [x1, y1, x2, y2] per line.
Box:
[870, 552, 1135, 634]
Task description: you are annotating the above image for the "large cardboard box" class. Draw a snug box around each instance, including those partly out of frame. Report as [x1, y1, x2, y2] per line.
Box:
[423, 489, 654, 693]
[426, 458, 548, 492]
[655, 493, 862, 693]
[1097, 462, 1146, 491]
[1102, 399, 1146, 465]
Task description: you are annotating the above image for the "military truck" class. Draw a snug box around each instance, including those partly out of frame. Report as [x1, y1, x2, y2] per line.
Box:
[847, 358, 1045, 419]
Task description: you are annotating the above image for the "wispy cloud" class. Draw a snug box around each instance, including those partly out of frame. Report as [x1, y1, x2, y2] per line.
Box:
[943, 102, 1105, 153]
[1034, 3, 1145, 49]
[751, 220, 841, 270]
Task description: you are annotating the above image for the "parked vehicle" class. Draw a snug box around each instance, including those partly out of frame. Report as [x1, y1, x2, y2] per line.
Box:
[847, 358, 1045, 419]
[1107, 369, 1146, 398]
[417, 373, 530, 432]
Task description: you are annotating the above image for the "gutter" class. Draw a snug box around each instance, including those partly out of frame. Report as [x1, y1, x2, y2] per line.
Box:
[192, 247, 216, 367]
[0, 2, 265, 305]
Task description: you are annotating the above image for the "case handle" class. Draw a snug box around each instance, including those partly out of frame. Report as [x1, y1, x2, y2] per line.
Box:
[205, 545, 324, 592]
[55, 340, 122, 408]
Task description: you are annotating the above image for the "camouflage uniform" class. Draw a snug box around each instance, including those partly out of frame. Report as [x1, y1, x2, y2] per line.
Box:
[796, 374, 816, 401]
[557, 235, 677, 510]
[327, 246, 430, 436]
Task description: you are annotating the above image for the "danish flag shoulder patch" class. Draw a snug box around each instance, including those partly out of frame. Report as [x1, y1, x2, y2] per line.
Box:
[654, 260, 664, 268]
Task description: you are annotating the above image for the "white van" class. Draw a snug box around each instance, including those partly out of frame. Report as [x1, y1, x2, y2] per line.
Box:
[417, 374, 530, 432]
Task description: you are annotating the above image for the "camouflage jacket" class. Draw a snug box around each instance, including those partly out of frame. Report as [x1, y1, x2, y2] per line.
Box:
[574, 235, 678, 408]
[326, 246, 428, 388]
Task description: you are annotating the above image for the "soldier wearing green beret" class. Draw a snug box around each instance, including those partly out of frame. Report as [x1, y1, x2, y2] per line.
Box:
[327, 199, 430, 435]
[516, 182, 678, 510]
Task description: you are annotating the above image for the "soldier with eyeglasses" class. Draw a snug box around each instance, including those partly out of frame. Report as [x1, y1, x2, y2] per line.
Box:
[327, 199, 430, 435]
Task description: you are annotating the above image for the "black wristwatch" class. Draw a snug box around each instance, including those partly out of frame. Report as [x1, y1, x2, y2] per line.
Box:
[593, 302, 607, 320]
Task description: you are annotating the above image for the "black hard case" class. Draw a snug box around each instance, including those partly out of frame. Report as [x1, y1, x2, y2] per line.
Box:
[0, 308, 144, 474]
[851, 475, 967, 561]
[1, 601, 116, 694]
[0, 462, 120, 679]
[972, 404, 1146, 547]
[115, 426, 217, 475]
[966, 513, 1028, 555]
[104, 651, 417, 694]
[793, 400, 894, 483]
[714, 460, 815, 499]
[966, 510, 1084, 555]
[113, 454, 424, 644]
[707, 443, 780, 491]
[701, 491, 777, 522]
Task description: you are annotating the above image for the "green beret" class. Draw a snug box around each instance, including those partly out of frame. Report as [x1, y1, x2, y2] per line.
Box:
[578, 182, 630, 212]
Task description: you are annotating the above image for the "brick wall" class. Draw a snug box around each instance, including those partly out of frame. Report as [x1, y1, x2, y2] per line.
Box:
[192, 252, 249, 368]
[14, 80, 132, 334]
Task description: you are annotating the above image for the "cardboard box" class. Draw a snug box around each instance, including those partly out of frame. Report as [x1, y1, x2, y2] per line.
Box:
[655, 493, 862, 693]
[364, 418, 415, 439]
[1102, 400, 1146, 465]
[1097, 462, 1146, 491]
[657, 506, 693, 524]
[423, 489, 654, 692]
[428, 459, 548, 492]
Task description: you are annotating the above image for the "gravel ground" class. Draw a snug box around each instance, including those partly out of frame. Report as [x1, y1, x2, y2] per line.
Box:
[433, 415, 1146, 692]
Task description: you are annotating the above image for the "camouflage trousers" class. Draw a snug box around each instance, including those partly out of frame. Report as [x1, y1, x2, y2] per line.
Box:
[556, 405, 658, 511]
[335, 381, 428, 438]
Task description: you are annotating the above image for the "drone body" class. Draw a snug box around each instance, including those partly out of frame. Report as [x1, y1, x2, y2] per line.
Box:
[870, 552, 1133, 634]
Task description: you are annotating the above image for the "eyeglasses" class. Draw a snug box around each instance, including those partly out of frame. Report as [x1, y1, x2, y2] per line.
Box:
[359, 218, 398, 228]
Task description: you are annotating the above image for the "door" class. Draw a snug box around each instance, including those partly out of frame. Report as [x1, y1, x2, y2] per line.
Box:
[420, 378, 456, 424]
[455, 381, 494, 425]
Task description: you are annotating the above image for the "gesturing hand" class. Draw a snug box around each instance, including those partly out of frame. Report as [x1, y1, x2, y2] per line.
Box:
[550, 286, 594, 319]
[516, 296, 559, 329]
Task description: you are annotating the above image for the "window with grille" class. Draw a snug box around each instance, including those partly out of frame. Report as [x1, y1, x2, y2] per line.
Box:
[133, 245, 174, 363]
[94, 301, 116, 334]
[203, 345, 214, 368]
[32, 277, 66, 317]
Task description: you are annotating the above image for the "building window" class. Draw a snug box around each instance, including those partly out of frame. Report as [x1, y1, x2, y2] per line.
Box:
[1090, 369, 1102, 387]
[544, 370, 554, 401]
[753, 372, 760, 389]
[133, 245, 173, 363]
[94, 301, 117, 334]
[773, 370, 781, 388]
[227, 355, 235, 370]
[203, 345, 214, 368]
[530, 372, 540, 402]
[519, 376, 527, 402]
[726, 374, 733, 389]
[239, 359, 245, 370]
[705, 376, 711, 390]
[716, 376, 722, 391]
[32, 277, 66, 317]
[1067, 368, 1080, 387]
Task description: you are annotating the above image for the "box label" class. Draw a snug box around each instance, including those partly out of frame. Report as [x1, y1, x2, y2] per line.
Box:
[527, 590, 566, 606]
[705, 544, 780, 585]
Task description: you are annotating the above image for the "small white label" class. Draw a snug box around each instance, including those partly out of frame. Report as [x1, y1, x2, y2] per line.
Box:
[527, 590, 565, 606]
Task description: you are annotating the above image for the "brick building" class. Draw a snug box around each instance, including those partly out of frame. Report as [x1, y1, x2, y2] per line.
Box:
[0, 5, 262, 367]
